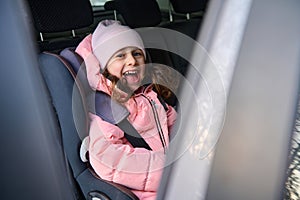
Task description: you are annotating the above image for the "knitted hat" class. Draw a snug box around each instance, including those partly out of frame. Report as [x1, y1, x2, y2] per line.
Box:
[91, 20, 145, 72]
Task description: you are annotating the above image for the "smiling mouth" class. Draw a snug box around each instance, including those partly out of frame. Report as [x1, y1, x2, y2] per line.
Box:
[121, 70, 141, 85]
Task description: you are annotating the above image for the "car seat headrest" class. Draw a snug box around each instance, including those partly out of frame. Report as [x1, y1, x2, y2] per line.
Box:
[27, 0, 93, 33]
[104, 1, 116, 11]
[104, 0, 161, 28]
[170, 0, 209, 14]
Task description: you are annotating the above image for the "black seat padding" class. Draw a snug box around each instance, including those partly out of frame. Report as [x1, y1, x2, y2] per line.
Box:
[161, 18, 202, 40]
[165, 0, 208, 38]
[160, 0, 209, 75]
[159, 18, 203, 76]
[26, 0, 93, 52]
[170, 0, 208, 14]
[27, 0, 93, 32]
[104, 0, 161, 28]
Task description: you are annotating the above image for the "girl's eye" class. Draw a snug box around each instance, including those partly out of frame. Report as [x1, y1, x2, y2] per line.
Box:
[115, 53, 124, 58]
[133, 51, 143, 57]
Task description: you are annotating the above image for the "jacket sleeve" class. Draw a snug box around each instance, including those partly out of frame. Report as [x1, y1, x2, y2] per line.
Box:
[88, 113, 165, 192]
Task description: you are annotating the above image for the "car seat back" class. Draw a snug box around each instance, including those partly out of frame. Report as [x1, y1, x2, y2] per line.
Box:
[104, 0, 162, 28]
[170, 0, 208, 16]
[26, 0, 93, 52]
[160, 0, 209, 76]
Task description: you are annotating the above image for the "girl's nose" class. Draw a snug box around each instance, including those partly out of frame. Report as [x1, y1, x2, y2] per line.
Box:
[125, 53, 136, 66]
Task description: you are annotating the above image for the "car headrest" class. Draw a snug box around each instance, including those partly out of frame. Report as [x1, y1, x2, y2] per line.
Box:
[27, 0, 93, 33]
[104, 0, 161, 28]
[170, 0, 209, 14]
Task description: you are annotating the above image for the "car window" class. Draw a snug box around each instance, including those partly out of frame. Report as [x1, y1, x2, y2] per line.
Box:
[285, 103, 300, 199]
[89, 0, 107, 6]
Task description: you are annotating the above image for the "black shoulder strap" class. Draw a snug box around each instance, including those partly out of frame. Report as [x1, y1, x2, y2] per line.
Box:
[117, 119, 152, 150]
[157, 94, 169, 112]
[91, 91, 152, 150]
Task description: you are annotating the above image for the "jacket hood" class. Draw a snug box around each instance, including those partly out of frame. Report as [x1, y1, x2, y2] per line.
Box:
[76, 34, 113, 95]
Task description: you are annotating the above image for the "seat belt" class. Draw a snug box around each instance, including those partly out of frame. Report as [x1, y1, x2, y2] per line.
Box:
[91, 91, 152, 150]
[118, 119, 152, 150]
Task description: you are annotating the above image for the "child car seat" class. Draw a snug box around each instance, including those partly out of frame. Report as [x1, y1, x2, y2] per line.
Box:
[27, 0, 141, 199]
[38, 51, 140, 200]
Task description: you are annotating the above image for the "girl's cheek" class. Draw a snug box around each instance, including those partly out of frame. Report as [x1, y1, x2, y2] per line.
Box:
[108, 65, 122, 78]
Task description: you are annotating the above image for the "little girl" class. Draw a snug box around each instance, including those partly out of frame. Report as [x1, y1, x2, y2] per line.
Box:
[76, 20, 177, 200]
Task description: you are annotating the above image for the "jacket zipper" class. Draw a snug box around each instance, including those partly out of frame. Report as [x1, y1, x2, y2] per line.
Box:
[141, 94, 167, 153]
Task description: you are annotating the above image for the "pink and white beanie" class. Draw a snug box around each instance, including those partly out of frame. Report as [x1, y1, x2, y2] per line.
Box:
[91, 20, 145, 72]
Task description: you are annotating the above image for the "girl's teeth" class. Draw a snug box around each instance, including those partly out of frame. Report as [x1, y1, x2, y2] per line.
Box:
[124, 71, 137, 76]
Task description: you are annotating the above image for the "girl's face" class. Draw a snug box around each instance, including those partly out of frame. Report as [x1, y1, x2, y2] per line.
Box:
[106, 47, 146, 91]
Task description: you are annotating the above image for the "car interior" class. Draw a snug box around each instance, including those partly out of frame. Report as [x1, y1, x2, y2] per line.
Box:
[23, 0, 209, 199]
[2, 0, 300, 200]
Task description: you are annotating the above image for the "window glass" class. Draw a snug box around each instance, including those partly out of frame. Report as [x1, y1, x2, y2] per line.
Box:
[89, 0, 108, 6]
[285, 100, 300, 199]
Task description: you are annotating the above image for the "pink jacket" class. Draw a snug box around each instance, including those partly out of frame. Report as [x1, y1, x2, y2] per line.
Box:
[76, 35, 177, 200]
